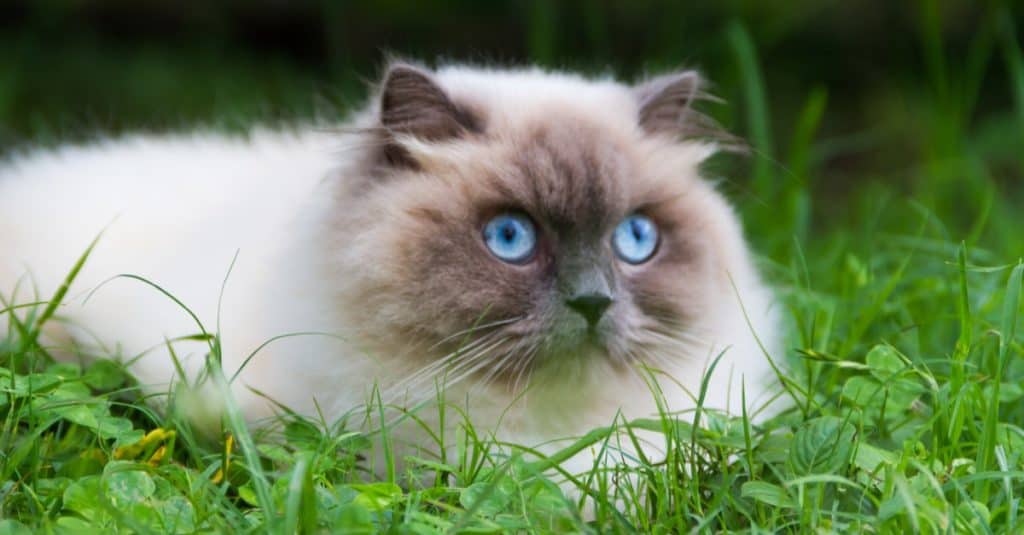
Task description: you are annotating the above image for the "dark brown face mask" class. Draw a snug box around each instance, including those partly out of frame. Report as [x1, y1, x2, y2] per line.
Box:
[326, 61, 740, 391]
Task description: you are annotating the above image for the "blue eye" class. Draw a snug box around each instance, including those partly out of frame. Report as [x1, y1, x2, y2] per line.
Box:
[483, 213, 537, 263]
[613, 214, 659, 264]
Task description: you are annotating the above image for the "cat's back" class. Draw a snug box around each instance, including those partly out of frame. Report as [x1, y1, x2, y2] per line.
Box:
[0, 129, 339, 378]
[0, 129, 335, 282]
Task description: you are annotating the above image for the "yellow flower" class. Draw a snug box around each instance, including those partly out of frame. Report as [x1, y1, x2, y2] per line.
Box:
[211, 434, 235, 484]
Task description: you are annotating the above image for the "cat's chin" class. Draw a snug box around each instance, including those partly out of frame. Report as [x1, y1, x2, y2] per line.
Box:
[523, 334, 631, 385]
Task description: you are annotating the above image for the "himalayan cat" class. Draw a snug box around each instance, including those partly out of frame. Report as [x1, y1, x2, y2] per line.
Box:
[0, 61, 782, 482]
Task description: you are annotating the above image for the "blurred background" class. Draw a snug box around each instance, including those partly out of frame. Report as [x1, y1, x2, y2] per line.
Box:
[1, 0, 1022, 257]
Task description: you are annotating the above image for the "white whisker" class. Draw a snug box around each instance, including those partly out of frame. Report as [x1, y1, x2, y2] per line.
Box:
[471, 342, 520, 394]
[432, 340, 507, 394]
[384, 333, 502, 400]
[387, 334, 494, 391]
[427, 316, 524, 350]
[511, 344, 541, 396]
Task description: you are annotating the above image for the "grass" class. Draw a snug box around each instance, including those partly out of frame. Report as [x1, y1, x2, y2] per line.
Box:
[2, 7, 1024, 534]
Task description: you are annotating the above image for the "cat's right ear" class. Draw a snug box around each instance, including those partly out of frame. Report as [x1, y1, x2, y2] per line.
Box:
[377, 63, 480, 168]
[633, 70, 744, 151]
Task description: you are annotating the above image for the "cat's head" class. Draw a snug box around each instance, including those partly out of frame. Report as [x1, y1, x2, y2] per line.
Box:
[330, 62, 759, 394]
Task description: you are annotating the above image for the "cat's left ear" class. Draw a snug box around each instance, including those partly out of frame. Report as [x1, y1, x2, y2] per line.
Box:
[633, 70, 742, 149]
[377, 63, 480, 167]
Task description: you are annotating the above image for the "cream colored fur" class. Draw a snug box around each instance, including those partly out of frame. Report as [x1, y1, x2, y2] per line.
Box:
[0, 64, 783, 485]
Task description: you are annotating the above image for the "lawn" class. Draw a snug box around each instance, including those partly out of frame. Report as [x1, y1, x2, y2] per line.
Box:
[1, 2, 1023, 533]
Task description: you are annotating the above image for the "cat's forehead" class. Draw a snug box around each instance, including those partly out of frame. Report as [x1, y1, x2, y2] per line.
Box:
[431, 115, 704, 236]
[435, 66, 641, 134]
[495, 122, 631, 233]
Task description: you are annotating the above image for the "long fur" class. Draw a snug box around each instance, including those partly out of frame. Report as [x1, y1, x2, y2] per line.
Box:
[0, 62, 783, 479]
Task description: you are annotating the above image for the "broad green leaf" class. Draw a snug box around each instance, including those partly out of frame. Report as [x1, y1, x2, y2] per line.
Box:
[125, 502, 161, 531]
[741, 481, 794, 508]
[843, 374, 921, 416]
[284, 419, 322, 449]
[883, 381, 924, 413]
[55, 516, 96, 534]
[47, 362, 82, 380]
[520, 479, 572, 526]
[405, 510, 457, 533]
[53, 405, 99, 429]
[238, 484, 260, 507]
[112, 429, 147, 450]
[0, 373, 62, 397]
[789, 416, 856, 475]
[460, 476, 517, 518]
[158, 496, 197, 533]
[854, 442, 897, 473]
[0, 519, 32, 535]
[865, 344, 905, 381]
[350, 482, 402, 510]
[333, 503, 374, 534]
[103, 470, 156, 505]
[754, 433, 793, 465]
[62, 476, 102, 520]
[49, 381, 92, 401]
[842, 376, 881, 406]
[94, 416, 134, 440]
[83, 360, 127, 391]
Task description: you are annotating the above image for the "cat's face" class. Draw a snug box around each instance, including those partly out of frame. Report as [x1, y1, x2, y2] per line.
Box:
[332, 63, 747, 392]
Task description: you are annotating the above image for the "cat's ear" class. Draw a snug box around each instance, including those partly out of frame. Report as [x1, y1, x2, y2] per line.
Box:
[633, 70, 743, 150]
[634, 70, 703, 135]
[377, 63, 479, 167]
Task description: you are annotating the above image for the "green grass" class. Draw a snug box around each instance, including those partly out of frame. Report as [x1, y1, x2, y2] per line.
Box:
[3, 7, 1024, 534]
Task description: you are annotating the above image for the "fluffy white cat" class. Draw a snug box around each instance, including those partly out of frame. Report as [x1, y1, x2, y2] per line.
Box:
[0, 62, 783, 479]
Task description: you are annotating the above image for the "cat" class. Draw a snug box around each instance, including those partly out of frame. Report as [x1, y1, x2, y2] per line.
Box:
[0, 61, 783, 483]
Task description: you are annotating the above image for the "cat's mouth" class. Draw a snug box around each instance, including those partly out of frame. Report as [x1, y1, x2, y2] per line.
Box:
[515, 315, 623, 369]
[406, 312, 627, 397]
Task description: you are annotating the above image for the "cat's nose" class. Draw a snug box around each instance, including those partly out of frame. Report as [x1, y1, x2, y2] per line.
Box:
[566, 293, 613, 327]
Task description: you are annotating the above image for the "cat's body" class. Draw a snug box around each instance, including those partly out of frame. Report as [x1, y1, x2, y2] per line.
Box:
[0, 63, 781, 478]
